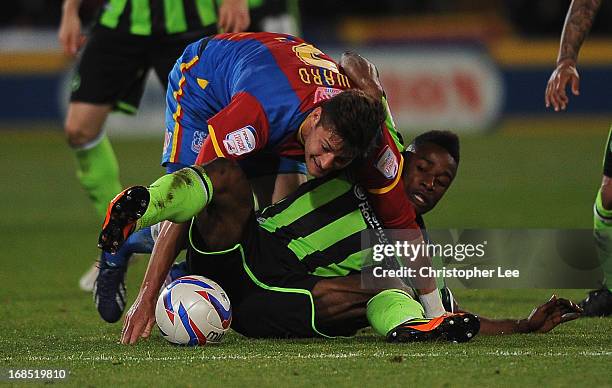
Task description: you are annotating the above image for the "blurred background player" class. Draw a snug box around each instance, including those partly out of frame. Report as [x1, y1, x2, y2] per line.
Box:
[59, 0, 256, 293]
[544, 0, 612, 317]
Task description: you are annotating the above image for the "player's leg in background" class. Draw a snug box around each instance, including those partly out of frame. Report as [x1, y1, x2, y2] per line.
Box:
[65, 102, 121, 293]
[67, 26, 149, 292]
[68, 27, 147, 221]
[585, 126, 612, 316]
[64, 102, 118, 217]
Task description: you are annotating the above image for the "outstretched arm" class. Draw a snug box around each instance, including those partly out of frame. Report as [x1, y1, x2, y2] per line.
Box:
[470, 295, 582, 335]
[121, 221, 188, 345]
[545, 0, 602, 111]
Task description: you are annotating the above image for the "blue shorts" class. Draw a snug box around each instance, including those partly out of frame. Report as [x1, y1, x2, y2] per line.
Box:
[161, 37, 306, 177]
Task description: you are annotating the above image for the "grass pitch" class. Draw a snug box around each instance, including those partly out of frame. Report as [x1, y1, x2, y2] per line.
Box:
[1, 129, 611, 386]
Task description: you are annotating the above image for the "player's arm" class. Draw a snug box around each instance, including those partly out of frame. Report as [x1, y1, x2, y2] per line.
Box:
[218, 0, 250, 33]
[195, 91, 270, 165]
[121, 221, 189, 345]
[545, 0, 602, 111]
[463, 295, 582, 335]
[339, 51, 384, 101]
[58, 0, 86, 56]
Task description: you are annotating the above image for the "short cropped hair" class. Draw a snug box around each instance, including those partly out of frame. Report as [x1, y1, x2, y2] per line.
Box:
[411, 130, 460, 165]
[319, 89, 385, 158]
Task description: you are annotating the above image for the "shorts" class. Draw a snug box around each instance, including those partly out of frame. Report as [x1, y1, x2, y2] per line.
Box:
[70, 25, 215, 113]
[185, 214, 356, 338]
[161, 37, 306, 176]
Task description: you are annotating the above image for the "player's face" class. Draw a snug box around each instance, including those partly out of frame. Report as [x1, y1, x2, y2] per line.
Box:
[404, 143, 457, 215]
[304, 125, 354, 177]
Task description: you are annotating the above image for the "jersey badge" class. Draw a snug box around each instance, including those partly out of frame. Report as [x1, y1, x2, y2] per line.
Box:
[375, 146, 399, 180]
[191, 131, 207, 153]
[223, 126, 257, 156]
[314, 87, 343, 104]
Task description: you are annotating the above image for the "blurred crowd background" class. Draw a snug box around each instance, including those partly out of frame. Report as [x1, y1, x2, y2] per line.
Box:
[1, 0, 611, 135]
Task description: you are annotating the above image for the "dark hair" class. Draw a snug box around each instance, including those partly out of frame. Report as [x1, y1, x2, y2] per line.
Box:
[319, 89, 385, 158]
[412, 130, 460, 165]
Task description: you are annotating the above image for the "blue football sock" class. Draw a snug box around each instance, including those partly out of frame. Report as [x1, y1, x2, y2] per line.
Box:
[101, 227, 155, 267]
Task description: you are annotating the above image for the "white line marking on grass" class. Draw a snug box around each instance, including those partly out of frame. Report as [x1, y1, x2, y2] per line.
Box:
[3, 350, 610, 363]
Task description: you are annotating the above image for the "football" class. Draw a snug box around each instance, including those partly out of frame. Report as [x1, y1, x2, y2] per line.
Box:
[155, 275, 232, 345]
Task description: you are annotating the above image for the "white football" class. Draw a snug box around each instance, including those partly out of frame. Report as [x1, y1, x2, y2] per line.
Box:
[155, 275, 232, 345]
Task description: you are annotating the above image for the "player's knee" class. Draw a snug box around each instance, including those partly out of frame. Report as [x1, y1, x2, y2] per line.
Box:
[203, 159, 250, 199]
[64, 119, 99, 147]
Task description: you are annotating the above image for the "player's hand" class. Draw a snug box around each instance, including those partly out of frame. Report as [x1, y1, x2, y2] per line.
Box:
[58, 8, 86, 56]
[218, 0, 250, 33]
[545, 59, 580, 111]
[121, 289, 157, 345]
[339, 51, 384, 101]
[520, 295, 583, 333]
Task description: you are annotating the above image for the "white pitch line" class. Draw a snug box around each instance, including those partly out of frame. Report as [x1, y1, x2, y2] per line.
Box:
[2, 350, 610, 362]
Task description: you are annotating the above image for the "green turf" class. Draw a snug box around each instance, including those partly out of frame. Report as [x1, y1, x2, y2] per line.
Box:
[1, 130, 611, 387]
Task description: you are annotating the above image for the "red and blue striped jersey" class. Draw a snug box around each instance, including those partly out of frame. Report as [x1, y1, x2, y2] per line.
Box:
[166, 32, 418, 231]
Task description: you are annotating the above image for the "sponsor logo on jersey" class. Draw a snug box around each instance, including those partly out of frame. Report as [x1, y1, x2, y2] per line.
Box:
[375, 146, 399, 179]
[353, 185, 367, 201]
[292, 43, 339, 72]
[191, 131, 207, 153]
[223, 126, 256, 156]
[357, 199, 389, 245]
[314, 87, 343, 104]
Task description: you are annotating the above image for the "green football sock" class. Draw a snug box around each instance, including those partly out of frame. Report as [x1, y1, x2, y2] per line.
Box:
[594, 189, 612, 291]
[74, 134, 122, 218]
[136, 166, 213, 229]
[366, 289, 425, 337]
